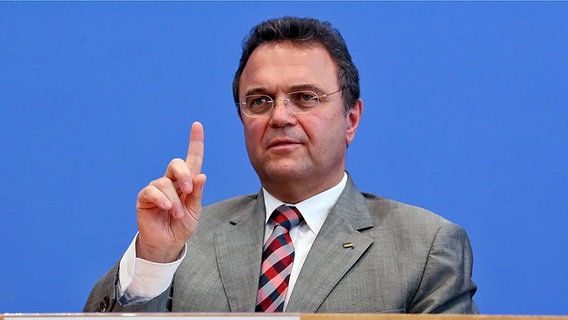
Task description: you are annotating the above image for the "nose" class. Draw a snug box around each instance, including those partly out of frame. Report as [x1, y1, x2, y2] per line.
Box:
[269, 97, 297, 126]
[273, 97, 291, 108]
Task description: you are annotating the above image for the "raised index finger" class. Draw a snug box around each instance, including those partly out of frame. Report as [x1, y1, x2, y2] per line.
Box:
[186, 121, 204, 174]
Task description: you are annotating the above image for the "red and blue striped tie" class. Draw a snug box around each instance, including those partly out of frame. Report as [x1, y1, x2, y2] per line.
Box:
[255, 205, 303, 312]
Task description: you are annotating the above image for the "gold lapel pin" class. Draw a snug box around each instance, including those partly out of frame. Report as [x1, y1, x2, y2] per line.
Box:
[343, 242, 354, 249]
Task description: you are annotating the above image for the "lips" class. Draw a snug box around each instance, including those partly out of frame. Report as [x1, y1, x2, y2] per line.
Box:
[267, 138, 302, 149]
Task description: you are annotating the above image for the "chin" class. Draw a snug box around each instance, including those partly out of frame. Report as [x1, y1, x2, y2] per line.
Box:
[260, 163, 309, 183]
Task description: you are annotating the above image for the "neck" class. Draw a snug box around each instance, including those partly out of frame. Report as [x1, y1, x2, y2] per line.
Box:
[261, 171, 346, 204]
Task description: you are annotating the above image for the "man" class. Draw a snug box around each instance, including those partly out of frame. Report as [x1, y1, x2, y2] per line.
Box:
[84, 16, 478, 314]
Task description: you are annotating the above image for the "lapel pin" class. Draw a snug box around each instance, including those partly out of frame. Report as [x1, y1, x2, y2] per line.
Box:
[343, 242, 354, 249]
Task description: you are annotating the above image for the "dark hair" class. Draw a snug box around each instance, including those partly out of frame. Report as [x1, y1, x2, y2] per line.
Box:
[232, 16, 360, 115]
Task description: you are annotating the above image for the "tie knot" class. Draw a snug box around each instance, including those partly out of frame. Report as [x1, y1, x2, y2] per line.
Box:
[270, 205, 303, 231]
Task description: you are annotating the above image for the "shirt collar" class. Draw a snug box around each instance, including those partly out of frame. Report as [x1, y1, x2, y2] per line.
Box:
[262, 172, 348, 234]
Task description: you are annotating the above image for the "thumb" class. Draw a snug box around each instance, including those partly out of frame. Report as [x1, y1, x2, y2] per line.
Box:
[184, 173, 207, 219]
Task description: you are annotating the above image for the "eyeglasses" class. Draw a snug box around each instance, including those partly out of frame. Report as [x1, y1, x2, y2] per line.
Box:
[237, 89, 342, 118]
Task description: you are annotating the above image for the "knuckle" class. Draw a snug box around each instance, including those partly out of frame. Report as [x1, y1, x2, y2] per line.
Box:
[137, 186, 155, 203]
[168, 158, 185, 168]
[152, 177, 170, 188]
[145, 178, 170, 194]
[166, 158, 189, 179]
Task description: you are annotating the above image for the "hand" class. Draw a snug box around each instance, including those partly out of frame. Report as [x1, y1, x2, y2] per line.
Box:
[135, 122, 207, 263]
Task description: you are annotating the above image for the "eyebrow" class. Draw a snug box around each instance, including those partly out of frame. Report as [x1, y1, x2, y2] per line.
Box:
[243, 84, 325, 97]
[288, 83, 325, 94]
[243, 87, 269, 97]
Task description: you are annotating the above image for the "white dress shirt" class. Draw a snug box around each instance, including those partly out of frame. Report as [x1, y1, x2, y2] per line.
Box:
[119, 172, 348, 308]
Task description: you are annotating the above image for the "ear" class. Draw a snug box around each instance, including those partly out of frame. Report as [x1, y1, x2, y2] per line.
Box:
[346, 98, 363, 145]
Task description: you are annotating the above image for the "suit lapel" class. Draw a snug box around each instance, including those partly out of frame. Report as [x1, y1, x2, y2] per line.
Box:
[286, 178, 374, 312]
[214, 192, 266, 312]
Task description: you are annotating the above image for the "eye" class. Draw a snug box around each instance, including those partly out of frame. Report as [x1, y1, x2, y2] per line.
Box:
[251, 96, 268, 106]
[245, 95, 271, 108]
[290, 91, 319, 107]
[301, 92, 318, 101]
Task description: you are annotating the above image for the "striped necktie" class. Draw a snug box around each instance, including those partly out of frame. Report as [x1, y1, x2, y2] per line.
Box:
[255, 205, 303, 312]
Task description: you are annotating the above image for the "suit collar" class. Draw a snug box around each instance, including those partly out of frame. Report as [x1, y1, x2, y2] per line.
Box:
[332, 174, 375, 231]
[215, 177, 375, 312]
[215, 191, 265, 312]
[286, 176, 375, 312]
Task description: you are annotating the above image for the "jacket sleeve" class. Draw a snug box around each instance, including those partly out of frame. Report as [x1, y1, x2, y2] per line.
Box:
[408, 222, 479, 314]
[83, 260, 170, 313]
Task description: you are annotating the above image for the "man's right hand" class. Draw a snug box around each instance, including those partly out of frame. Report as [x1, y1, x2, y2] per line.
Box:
[134, 122, 206, 263]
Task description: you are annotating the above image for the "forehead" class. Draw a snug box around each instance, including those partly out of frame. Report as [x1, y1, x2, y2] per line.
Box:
[239, 42, 339, 95]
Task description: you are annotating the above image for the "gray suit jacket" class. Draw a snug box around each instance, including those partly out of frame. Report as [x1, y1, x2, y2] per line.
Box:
[84, 177, 478, 313]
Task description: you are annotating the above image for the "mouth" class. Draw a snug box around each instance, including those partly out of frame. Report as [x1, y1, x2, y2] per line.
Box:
[267, 138, 302, 150]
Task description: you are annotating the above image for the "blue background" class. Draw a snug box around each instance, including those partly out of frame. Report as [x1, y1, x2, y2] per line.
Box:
[1, 1, 567, 315]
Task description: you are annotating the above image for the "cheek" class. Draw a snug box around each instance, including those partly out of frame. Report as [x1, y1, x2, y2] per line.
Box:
[305, 114, 347, 145]
[243, 121, 265, 151]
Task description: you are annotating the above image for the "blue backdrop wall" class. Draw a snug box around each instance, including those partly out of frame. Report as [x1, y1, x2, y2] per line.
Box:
[1, 1, 567, 315]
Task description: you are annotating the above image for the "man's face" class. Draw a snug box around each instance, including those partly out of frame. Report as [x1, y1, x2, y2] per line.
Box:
[238, 42, 362, 203]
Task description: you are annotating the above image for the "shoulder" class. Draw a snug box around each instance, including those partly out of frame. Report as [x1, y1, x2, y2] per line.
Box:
[360, 191, 467, 241]
[203, 193, 258, 213]
[196, 193, 260, 227]
[363, 192, 449, 224]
